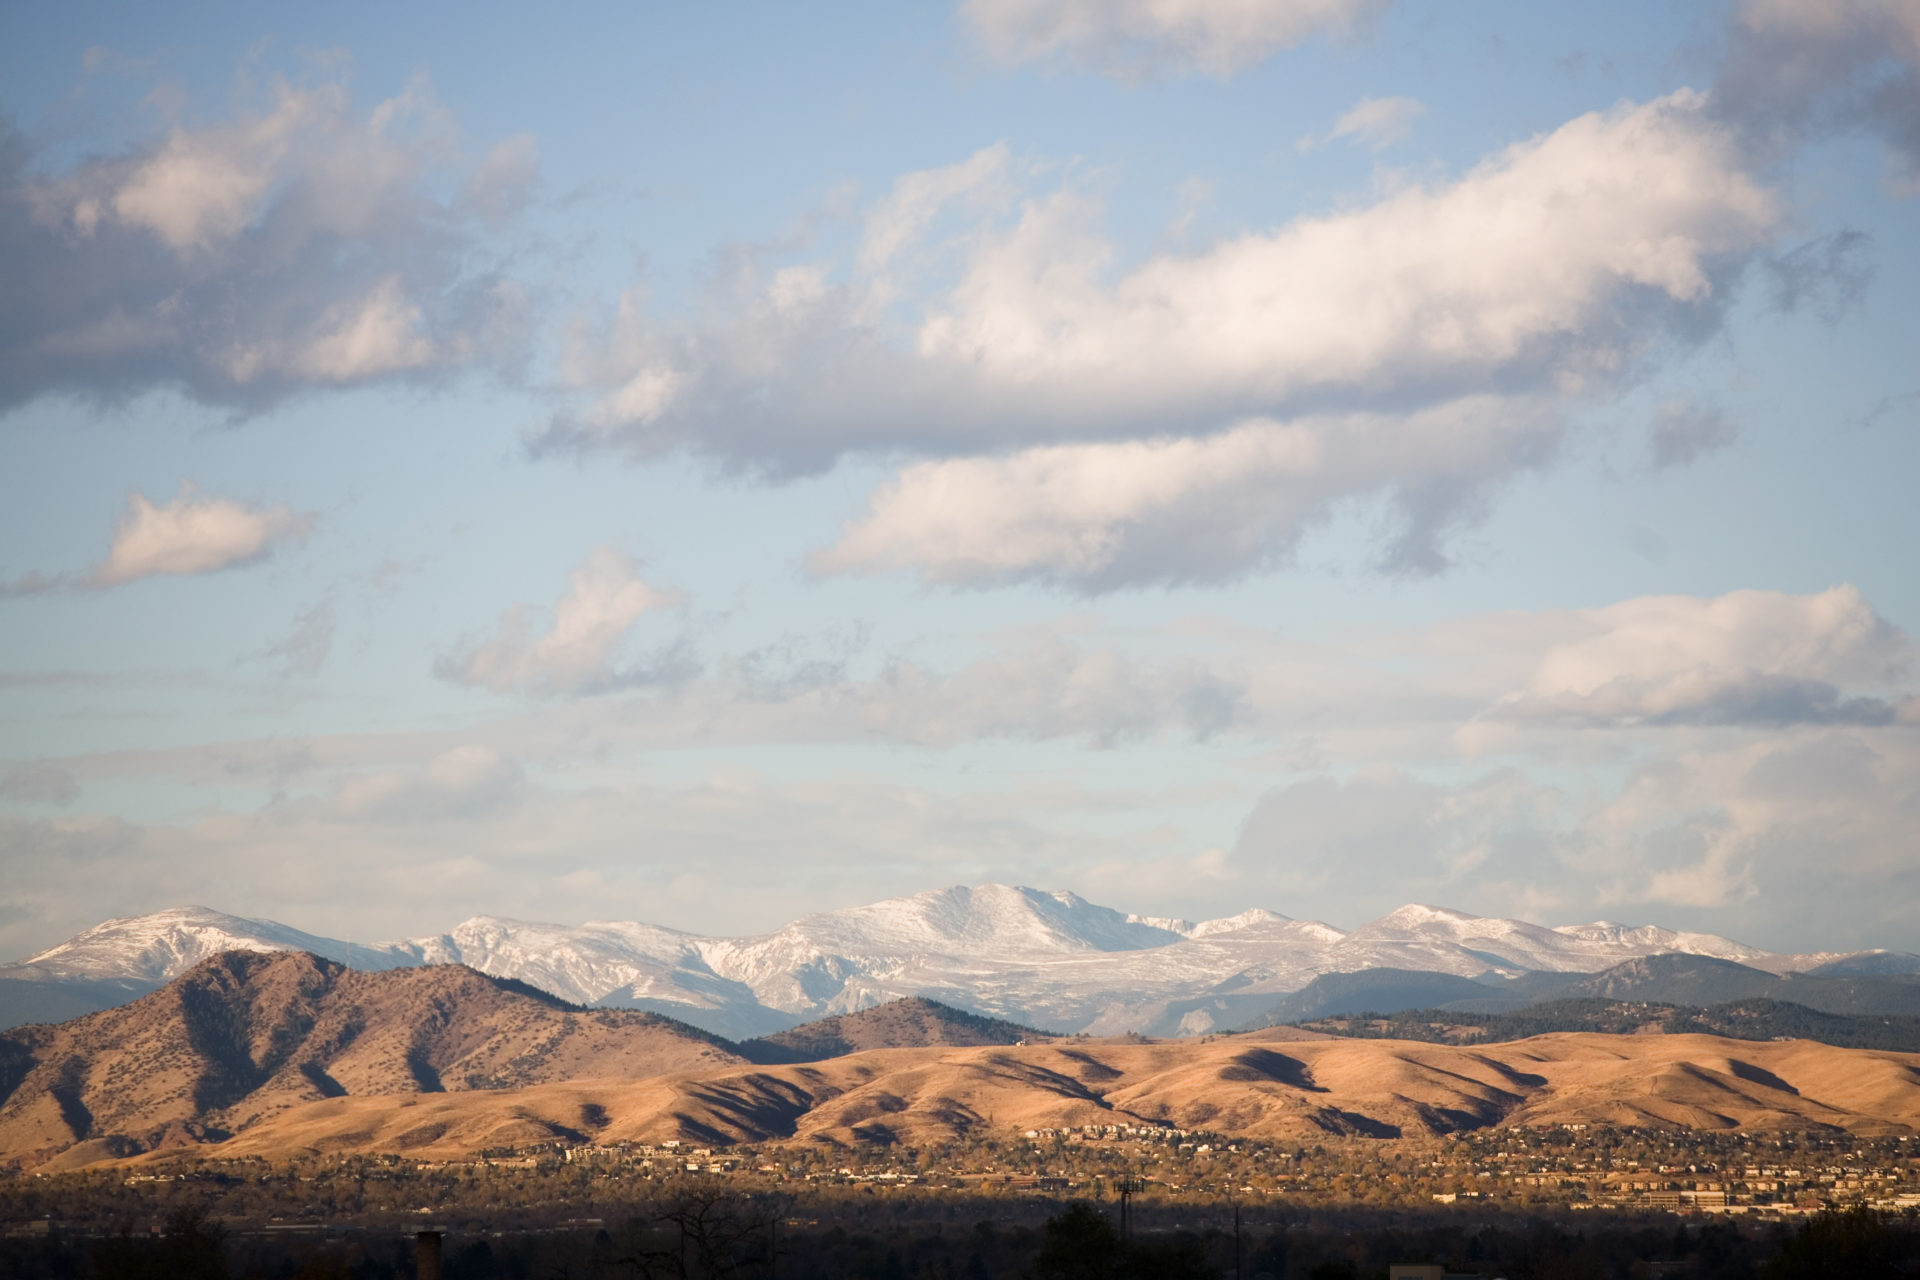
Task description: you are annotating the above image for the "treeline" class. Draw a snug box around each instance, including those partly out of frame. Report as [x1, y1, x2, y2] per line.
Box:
[1297, 997, 1920, 1051]
[3, 1197, 1916, 1278]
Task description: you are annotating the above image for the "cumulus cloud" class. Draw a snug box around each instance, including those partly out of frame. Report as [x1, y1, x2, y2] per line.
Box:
[438, 547, 684, 697]
[558, 94, 1774, 467]
[814, 397, 1560, 589]
[1719, 0, 1920, 189]
[5, 488, 314, 592]
[549, 93, 1777, 585]
[92, 489, 314, 586]
[963, 0, 1395, 78]
[1300, 95, 1425, 150]
[0, 72, 533, 414]
[1482, 585, 1911, 729]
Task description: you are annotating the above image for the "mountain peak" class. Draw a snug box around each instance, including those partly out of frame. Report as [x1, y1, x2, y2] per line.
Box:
[1373, 903, 1480, 928]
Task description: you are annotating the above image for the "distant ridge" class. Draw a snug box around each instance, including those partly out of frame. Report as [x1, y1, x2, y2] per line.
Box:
[1245, 954, 1920, 1030]
[0, 886, 1884, 1038]
[1292, 997, 1920, 1055]
[1250, 969, 1498, 1025]
[741, 997, 1050, 1064]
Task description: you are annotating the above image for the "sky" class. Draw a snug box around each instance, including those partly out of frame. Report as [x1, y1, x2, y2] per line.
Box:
[1, 0, 1916, 959]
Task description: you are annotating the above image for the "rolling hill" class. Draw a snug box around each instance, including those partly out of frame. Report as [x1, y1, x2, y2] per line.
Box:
[157, 1030, 1920, 1165]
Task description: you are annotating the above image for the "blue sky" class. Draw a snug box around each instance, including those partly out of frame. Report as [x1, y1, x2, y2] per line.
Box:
[2, 0, 1916, 957]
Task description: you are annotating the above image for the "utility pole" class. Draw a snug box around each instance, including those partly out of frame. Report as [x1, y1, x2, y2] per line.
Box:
[1117, 1179, 1145, 1241]
[1234, 1202, 1242, 1280]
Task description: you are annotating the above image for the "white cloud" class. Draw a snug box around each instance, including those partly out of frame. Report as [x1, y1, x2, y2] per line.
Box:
[1300, 95, 1425, 150]
[227, 277, 438, 384]
[329, 746, 525, 823]
[1, 71, 532, 414]
[551, 92, 1777, 587]
[439, 547, 681, 697]
[910, 92, 1771, 415]
[91, 489, 313, 586]
[1481, 585, 1911, 730]
[963, 0, 1394, 78]
[859, 143, 1013, 273]
[102, 89, 310, 252]
[814, 397, 1559, 588]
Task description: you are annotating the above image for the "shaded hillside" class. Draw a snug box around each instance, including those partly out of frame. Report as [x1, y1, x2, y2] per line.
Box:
[188, 1030, 1920, 1163]
[1806, 951, 1920, 977]
[1294, 997, 1920, 1053]
[1251, 969, 1500, 1025]
[741, 997, 1050, 1063]
[0, 950, 742, 1170]
[1244, 956, 1920, 1029]
[1552, 955, 1780, 1005]
[1545, 955, 1920, 1016]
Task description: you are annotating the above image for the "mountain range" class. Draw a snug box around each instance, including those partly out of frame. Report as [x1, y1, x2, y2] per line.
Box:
[5, 884, 1913, 1039]
[7, 950, 1920, 1172]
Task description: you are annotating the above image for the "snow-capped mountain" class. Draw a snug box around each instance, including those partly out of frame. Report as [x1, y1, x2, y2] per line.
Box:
[9, 905, 413, 983]
[0, 886, 1861, 1038]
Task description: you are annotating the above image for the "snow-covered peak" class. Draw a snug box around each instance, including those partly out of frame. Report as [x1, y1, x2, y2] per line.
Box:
[739, 884, 1185, 958]
[17, 905, 403, 982]
[1187, 908, 1299, 938]
[387, 914, 707, 1005]
[1368, 904, 1481, 930]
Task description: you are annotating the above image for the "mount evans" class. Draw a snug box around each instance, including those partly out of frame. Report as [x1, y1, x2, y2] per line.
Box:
[0, 884, 1891, 1039]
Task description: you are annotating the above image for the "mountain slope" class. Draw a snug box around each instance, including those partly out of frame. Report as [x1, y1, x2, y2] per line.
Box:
[0, 951, 741, 1169]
